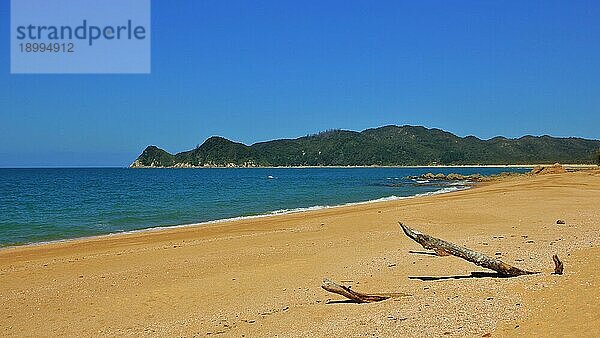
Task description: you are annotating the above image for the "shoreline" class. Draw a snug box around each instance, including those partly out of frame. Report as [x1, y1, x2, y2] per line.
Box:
[0, 185, 469, 251]
[1, 169, 599, 336]
[2, 163, 593, 250]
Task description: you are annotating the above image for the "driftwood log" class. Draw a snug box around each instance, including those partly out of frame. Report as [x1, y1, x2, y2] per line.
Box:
[321, 279, 402, 303]
[553, 254, 564, 275]
[399, 222, 539, 276]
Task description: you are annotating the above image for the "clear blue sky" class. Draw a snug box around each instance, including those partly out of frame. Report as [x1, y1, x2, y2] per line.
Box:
[1, 0, 599, 167]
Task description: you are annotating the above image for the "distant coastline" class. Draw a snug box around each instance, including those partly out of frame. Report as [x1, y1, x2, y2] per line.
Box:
[130, 125, 600, 168]
[128, 163, 598, 169]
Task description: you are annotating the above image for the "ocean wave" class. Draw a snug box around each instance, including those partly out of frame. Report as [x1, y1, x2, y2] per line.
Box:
[448, 180, 471, 186]
[213, 185, 470, 219]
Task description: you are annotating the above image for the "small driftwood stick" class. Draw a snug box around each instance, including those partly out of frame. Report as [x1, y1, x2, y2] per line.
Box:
[399, 223, 538, 276]
[552, 254, 564, 274]
[321, 278, 390, 303]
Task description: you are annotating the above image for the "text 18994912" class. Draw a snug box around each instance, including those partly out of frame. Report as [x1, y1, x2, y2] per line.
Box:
[19, 43, 74, 53]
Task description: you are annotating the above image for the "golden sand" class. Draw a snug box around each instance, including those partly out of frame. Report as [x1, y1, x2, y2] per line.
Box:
[1, 170, 599, 336]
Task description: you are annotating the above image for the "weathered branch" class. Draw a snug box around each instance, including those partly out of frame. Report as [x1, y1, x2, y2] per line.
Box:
[321, 278, 390, 303]
[399, 222, 538, 276]
[552, 254, 564, 274]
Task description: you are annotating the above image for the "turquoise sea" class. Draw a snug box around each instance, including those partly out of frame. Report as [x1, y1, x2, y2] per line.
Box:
[0, 167, 528, 247]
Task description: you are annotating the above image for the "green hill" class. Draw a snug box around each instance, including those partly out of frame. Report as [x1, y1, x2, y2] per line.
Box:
[130, 125, 600, 167]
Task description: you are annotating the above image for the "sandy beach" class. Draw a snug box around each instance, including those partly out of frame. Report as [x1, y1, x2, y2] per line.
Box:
[1, 169, 599, 337]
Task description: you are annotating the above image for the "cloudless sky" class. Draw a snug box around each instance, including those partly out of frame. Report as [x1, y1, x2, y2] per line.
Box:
[1, 0, 599, 167]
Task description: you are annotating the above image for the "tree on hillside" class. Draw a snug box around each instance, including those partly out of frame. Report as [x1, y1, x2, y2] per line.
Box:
[596, 149, 600, 165]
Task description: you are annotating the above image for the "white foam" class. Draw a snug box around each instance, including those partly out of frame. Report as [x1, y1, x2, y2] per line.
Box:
[227, 185, 469, 217]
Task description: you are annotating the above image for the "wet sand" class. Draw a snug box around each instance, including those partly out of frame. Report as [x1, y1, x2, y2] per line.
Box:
[1, 170, 599, 336]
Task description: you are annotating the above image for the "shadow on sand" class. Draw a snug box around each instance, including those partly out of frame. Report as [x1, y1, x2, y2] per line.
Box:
[409, 271, 516, 281]
[325, 299, 361, 304]
[408, 250, 439, 256]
